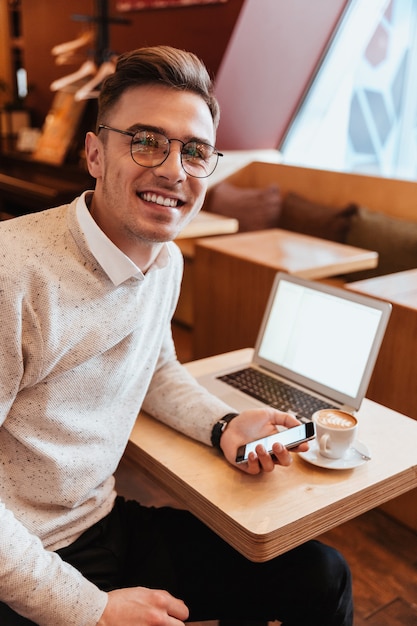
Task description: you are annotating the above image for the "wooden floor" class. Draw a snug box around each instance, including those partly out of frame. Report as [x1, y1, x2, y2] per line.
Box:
[115, 322, 417, 626]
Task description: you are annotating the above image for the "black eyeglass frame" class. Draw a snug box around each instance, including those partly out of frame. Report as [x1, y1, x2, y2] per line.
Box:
[97, 124, 223, 178]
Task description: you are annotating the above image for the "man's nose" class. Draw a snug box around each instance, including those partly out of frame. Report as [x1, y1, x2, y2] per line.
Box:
[154, 141, 187, 182]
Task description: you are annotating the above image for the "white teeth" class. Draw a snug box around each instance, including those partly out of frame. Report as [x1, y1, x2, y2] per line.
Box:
[141, 192, 178, 207]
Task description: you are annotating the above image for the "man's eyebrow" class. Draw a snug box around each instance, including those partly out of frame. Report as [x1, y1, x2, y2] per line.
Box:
[125, 123, 162, 134]
[125, 124, 214, 146]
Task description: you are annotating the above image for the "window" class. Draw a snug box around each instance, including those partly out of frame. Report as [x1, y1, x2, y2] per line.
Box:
[280, 0, 417, 181]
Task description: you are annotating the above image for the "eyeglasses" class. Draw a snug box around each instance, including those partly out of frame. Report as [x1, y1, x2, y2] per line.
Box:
[98, 124, 223, 178]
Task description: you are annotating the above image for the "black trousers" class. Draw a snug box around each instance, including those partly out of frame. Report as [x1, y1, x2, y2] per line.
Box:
[0, 496, 353, 625]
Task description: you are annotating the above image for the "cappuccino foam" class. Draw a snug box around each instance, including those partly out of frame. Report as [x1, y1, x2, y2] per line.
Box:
[315, 410, 357, 429]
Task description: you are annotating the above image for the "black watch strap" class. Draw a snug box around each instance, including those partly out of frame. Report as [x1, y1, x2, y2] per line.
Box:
[210, 413, 239, 451]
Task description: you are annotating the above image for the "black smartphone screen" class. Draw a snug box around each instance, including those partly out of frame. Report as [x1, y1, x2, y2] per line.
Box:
[235, 422, 315, 464]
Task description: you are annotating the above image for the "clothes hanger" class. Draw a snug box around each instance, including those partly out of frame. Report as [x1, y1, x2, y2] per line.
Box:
[51, 30, 94, 58]
[54, 52, 87, 66]
[50, 59, 97, 92]
[74, 56, 117, 101]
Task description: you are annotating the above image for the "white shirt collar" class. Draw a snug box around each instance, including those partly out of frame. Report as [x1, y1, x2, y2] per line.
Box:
[75, 192, 170, 286]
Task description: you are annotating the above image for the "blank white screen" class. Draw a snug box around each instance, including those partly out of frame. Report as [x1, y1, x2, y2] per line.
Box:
[257, 281, 382, 398]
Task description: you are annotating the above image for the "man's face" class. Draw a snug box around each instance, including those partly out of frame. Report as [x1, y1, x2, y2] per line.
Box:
[85, 83, 216, 260]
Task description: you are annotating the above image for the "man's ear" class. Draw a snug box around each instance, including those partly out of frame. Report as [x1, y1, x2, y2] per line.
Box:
[85, 131, 103, 179]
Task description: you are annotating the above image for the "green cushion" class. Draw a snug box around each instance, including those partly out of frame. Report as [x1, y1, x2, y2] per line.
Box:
[346, 206, 417, 280]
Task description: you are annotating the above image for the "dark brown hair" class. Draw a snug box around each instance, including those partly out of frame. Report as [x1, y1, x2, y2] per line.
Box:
[97, 45, 220, 130]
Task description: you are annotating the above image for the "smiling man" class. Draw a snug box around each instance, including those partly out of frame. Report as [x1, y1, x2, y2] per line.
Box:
[0, 46, 353, 626]
[87, 82, 212, 266]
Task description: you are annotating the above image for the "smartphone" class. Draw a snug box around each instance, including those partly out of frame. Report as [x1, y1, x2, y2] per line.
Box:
[235, 422, 315, 464]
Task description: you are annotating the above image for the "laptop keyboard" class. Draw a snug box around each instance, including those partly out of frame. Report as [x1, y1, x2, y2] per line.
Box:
[217, 367, 338, 422]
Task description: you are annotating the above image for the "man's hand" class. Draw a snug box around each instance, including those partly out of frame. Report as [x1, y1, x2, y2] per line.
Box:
[97, 586, 189, 626]
[220, 407, 310, 474]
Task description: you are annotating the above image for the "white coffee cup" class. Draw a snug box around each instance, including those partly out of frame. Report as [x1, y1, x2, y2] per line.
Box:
[312, 409, 358, 460]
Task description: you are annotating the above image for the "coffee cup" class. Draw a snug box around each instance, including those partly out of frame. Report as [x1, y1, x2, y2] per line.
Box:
[312, 409, 358, 460]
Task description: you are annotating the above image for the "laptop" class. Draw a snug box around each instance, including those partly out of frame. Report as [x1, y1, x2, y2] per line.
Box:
[197, 272, 392, 421]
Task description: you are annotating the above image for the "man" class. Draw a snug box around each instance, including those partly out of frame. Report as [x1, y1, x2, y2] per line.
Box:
[0, 46, 353, 625]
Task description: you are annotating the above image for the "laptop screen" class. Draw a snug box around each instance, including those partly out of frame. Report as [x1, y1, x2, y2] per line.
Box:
[255, 274, 391, 407]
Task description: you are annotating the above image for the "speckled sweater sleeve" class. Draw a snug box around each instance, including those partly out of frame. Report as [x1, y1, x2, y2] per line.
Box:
[0, 504, 107, 626]
[142, 324, 237, 445]
[0, 274, 107, 626]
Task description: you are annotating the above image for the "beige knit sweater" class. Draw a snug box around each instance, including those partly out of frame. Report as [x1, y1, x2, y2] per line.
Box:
[0, 199, 232, 626]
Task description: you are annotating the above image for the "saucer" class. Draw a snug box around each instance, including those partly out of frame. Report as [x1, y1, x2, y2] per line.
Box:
[299, 440, 371, 470]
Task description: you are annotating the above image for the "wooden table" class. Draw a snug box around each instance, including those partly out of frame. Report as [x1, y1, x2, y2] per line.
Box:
[176, 210, 239, 241]
[127, 348, 417, 562]
[174, 211, 239, 326]
[347, 269, 417, 420]
[193, 229, 378, 358]
[347, 269, 417, 532]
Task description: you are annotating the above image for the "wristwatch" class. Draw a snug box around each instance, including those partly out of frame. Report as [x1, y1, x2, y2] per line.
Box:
[210, 413, 239, 451]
